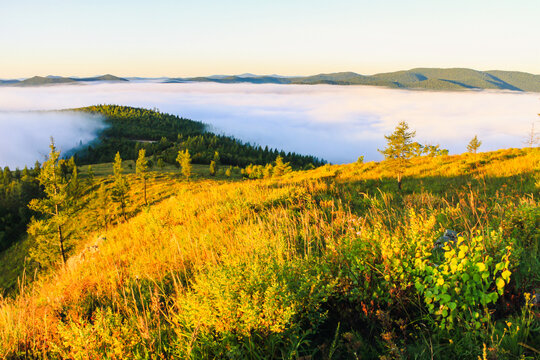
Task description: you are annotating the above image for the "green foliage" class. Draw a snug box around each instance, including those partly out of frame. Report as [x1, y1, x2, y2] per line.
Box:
[415, 235, 514, 331]
[0, 166, 41, 252]
[157, 157, 165, 169]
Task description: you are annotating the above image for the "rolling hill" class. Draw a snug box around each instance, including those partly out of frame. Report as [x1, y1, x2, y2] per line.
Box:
[4, 68, 540, 92]
[175, 68, 540, 92]
[7, 74, 128, 86]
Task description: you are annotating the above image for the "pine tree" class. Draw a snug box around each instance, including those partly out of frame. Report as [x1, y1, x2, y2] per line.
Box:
[3, 167, 12, 185]
[263, 163, 273, 178]
[96, 183, 111, 230]
[467, 135, 482, 154]
[378, 121, 416, 190]
[136, 149, 149, 205]
[176, 149, 192, 180]
[272, 156, 291, 177]
[86, 165, 95, 186]
[213, 151, 220, 172]
[28, 138, 77, 267]
[33, 161, 41, 176]
[157, 158, 165, 169]
[67, 160, 81, 200]
[111, 152, 129, 221]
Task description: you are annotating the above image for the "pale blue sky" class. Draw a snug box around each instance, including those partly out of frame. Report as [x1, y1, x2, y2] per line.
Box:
[1, 0, 539, 77]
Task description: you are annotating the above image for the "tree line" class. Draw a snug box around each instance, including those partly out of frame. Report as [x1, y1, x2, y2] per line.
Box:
[72, 105, 324, 169]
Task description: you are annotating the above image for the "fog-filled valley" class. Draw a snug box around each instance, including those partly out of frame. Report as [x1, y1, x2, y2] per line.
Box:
[0, 112, 105, 168]
[0, 82, 538, 168]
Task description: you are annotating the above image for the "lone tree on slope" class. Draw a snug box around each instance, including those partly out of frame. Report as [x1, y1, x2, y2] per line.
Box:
[378, 121, 416, 191]
[111, 152, 130, 221]
[28, 138, 78, 267]
[176, 149, 192, 180]
[136, 149, 149, 205]
[467, 135, 482, 154]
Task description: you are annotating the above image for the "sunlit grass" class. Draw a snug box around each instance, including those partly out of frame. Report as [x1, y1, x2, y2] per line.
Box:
[0, 147, 538, 359]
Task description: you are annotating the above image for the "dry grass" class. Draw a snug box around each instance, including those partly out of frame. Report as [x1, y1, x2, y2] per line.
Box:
[0, 147, 538, 359]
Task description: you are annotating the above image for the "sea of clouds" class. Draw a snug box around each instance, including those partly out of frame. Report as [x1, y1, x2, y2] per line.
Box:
[0, 82, 538, 168]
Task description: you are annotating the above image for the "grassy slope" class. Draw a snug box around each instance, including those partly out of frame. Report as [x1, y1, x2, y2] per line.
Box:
[0, 162, 242, 292]
[0, 148, 538, 359]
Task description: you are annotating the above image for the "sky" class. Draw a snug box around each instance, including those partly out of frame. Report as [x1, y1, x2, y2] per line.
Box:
[1, 0, 539, 78]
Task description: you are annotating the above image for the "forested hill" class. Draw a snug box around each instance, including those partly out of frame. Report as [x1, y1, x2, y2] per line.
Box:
[71, 105, 325, 169]
[5, 74, 128, 86]
[170, 68, 540, 92]
[5, 68, 540, 92]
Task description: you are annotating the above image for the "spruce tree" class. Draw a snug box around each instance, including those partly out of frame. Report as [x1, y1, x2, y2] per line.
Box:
[157, 158, 165, 170]
[467, 135, 482, 154]
[263, 163, 273, 178]
[136, 149, 149, 205]
[86, 165, 95, 186]
[272, 156, 291, 177]
[213, 151, 220, 172]
[96, 183, 111, 230]
[111, 152, 129, 221]
[28, 138, 77, 266]
[378, 121, 416, 190]
[176, 149, 192, 180]
[33, 161, 41, 176]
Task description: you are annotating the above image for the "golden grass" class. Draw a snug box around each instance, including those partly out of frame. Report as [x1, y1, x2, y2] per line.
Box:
[0, 147, 538, 358]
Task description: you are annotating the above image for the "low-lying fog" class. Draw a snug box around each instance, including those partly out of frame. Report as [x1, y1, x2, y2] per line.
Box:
[0, 82, 538, 168]
[0, 112, 105, 168]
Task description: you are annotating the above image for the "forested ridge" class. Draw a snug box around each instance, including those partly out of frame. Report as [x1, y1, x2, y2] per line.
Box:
[73, 105, 324, 168]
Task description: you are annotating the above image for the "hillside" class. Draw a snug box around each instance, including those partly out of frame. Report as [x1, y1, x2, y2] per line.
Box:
[5, 68, 540, 92]
[70, 105, 324, 168]
[0, 105, 323, 284]
[8, 74, 128, 86]
[0, 147, 538, 359]
[173, 68, 540, 92]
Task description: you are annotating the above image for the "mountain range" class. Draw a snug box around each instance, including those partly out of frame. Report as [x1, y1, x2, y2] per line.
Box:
[3, 68, 540, 92]
[1, 74, 128, 86]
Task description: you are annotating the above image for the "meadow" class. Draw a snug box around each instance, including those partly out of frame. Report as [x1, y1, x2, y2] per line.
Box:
[0, 147, 538, 359]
